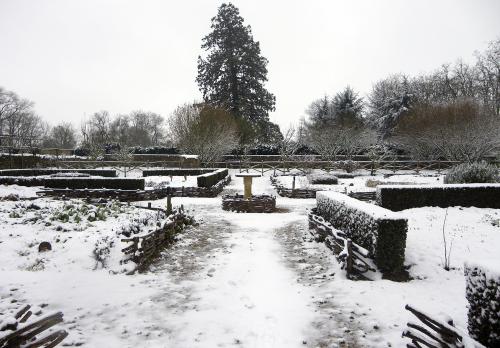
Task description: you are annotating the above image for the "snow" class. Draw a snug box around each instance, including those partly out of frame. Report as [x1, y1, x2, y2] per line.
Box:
[317, 191, 403, 220]
[0, 169, 499, 347]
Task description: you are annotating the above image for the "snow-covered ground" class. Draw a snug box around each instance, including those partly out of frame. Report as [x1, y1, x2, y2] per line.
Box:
[275, 171, 443, 193]
[0, 170, 499, 347]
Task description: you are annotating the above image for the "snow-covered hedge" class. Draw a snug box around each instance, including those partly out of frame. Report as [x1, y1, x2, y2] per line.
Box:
[0, 168, 116, 177]
[464, 260, 500, 347]
[197, 169, 229, 188]
[377, 184, 500, 211]
[44, 177, 145, 190]
[316, 191, 408, 276]
[142, 168, 213, 177]
[444, 162, 499, 184]
[308, 173, 338, 185]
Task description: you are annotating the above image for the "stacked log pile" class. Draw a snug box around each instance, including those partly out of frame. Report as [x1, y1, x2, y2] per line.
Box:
[0, 304, 68, 347]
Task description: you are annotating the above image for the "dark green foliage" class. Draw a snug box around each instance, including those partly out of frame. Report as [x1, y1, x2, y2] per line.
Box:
[44, 178, 145, 190]
[142, 169, 213, 177]
[197, 169, 229, 188]
[465, 262, 500, 346]
[377, 185, 500, 210]
[0, 169, 116, 177]
[444, 162, 499, 184]
[308, 174, 338, 185]
[316, 192, 408, 277]
[197, 3, 276, 140]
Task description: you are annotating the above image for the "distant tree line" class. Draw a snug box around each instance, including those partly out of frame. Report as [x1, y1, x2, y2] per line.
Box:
[302, 38, 500, 163]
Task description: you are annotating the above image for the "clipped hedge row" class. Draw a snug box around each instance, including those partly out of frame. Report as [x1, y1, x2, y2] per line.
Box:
[465, 261, 500, 347]
[197, 169, 229, 188]
[0, 176, 46, 187]
[44, 178, 145, 190]
[308, 173, 338, 185]
[377, 184, 500, 211]
[316, 191, 408, 277]
[142, 168, 213, 177]
[0, 168, 117, 177]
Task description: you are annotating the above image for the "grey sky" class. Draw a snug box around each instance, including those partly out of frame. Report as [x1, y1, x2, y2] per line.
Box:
[1, 0, 499, 130]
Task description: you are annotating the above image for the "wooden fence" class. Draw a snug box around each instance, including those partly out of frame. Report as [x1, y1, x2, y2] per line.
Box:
[403, 304, 485, 348]
[308, 210, 377, 280]
[121, 207, 194, 273]
[0, 304, 68, 347]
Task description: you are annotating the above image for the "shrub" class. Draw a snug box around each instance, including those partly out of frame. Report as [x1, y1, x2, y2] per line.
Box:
[465, 261, 500, 346]
[197, 169, 229, 188]
[142, 168, 212, 177]
[307, 173, 338, 185]
[377, 184, 500, 210]
[444, 162, 499, 184]
[44, 178, 145, 190]
[316, 191, 408, 277]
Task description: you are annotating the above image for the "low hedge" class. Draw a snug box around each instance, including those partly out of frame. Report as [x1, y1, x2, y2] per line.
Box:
[316, 191, 408, 277]
[0, 169, 116, 177]
[465, 261, 500, 347]
[43, 178, 145, 190]
[377, 184, 500, 211]
[142, 168, 213, 177]
[308, 173, 338, 185]
[197, 169, 229, 188]
[0, 177, 46, 187]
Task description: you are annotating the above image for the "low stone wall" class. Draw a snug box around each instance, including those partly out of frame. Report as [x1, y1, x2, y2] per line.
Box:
[222, 194, 276, 213]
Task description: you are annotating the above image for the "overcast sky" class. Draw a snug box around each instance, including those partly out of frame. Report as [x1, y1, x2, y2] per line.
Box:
[1, 0, 499, 130]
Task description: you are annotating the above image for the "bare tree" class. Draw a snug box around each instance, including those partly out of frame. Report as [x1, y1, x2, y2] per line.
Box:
[393, 100, 500, 162]
[44, 122, 77, 149]
[169, 103, 239, 165]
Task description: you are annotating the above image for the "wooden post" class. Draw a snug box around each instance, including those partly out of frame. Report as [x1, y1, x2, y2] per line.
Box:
[261, 160, 264, 175]
[292, 175, 296, 190]
[346, 239, 353, 278]
[148, 202, 151, 208]
[166, 195, 172, 215]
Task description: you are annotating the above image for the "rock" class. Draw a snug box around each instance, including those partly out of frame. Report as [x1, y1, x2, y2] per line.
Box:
[38, 241, 52, 252]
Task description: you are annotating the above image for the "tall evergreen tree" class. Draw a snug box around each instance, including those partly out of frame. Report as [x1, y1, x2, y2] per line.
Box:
[331, 86, 364, 127]
[196, 3, 276, 136]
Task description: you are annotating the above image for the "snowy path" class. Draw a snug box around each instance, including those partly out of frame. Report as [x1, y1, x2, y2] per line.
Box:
[141, 174, 360, 347]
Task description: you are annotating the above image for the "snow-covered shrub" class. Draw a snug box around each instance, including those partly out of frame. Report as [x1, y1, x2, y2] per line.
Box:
[464, 261, 500, 346]
[0, 168, 116, 177]
[197, 169, 228, 188]
[337, 160, 360, 173]
[444, 162, 499, 184]
[316, 192, 408, 277]
[43, 177, 145, 190]
[308, 173, 338, 185]
[377, 184, 500, 211]
[142, 168, 211, 177]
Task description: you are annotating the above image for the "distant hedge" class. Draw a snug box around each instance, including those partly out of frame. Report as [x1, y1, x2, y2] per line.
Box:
[377, 184, 500, 211]
[0, 169, 116, 177]
[44, 178, 145, 190]
[316, 191, 408, 277]
[465, 261, 500, 347]
[197, 169, 229, 188]
[142, 168, 213, 177]
[308, 173, 338, 185]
